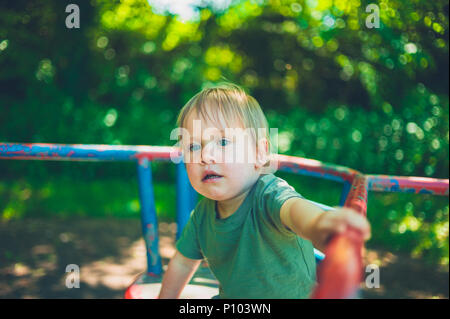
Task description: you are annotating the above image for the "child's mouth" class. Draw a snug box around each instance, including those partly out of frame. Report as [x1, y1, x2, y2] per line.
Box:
[202, 174, 223, 183]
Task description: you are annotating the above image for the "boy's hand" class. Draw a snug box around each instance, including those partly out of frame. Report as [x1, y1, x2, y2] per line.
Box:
[312, 208, 371, 251]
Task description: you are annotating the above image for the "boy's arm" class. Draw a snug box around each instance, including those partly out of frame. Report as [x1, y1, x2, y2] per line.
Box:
[280, 197, 370, 252]
[158, 250, 202, 299]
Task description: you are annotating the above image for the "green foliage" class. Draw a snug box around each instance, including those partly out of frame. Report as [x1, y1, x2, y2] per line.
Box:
[0, 0, 448, 265]
[367, 192, 449, 266]
[269, 84, 449, 178]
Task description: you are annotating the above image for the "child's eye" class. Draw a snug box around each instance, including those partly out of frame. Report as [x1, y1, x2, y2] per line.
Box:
[188, 143, 201, 152]
[218, 138, 230, 147]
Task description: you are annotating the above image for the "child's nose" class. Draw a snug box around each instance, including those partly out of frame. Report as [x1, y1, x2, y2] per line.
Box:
[201, 142, 217, 164]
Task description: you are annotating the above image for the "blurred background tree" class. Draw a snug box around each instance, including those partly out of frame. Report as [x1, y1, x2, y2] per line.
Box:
[0, 0, 448, 265]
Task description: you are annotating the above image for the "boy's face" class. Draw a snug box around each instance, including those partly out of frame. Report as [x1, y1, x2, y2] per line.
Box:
[181, 111, 263, 201]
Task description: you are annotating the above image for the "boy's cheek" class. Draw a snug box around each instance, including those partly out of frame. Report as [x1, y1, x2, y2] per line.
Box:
[185, 164, 198, 180]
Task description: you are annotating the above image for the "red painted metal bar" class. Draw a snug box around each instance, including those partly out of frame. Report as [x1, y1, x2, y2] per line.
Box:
[311, 174, 369, 299]
[1, 143, 448, 196]
[276, 154, 358, 183]
[1, 142, 449, 299]
[367, 174, 449, 196]
[275, 153, 449, 196]
[0, 143, 178, 162]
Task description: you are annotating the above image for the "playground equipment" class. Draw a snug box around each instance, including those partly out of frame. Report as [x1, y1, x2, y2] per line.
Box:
[1, 142, 448, 299]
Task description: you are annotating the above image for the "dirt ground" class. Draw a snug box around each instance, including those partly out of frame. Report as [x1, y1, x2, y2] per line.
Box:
[0, 217, 448, 299]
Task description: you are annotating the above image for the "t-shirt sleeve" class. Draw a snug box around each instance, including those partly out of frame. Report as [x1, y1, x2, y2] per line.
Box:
[175, 209, 204, 260]
[256, 175, 304, 236]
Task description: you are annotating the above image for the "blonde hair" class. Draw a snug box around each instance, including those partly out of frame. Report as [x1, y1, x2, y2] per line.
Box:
[176, 82, 270, 151]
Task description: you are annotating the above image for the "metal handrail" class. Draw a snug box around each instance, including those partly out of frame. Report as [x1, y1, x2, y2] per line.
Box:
[1, 142, 448, 298]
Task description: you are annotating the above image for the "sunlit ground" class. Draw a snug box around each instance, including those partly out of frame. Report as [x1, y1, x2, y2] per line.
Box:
[0, 217, 447, 299]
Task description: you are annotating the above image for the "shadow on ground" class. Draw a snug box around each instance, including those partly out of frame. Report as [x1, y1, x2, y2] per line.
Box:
[0, 217, 146, 298]
[0, 217, 448, 299]
[362, 248, 449, 298]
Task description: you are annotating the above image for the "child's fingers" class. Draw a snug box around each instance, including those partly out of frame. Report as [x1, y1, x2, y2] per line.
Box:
[316, 209, 371, 246]
[342, 209, 371, 240]
[331, 208, 371, 240]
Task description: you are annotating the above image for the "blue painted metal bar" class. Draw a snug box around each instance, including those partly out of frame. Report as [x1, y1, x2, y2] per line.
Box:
[314, 249, 325, 262]
[176, 162, 197, 240]
[278, 165, 347, 184]
[276, 154, 359, 184]
[2, 142, 448, 291]
[0, 143, 176, 162]
[339, 181, 352, 207]
[2, 143, 447, 197]
[367, 174, 449, 196]
[137, 158, 162, 276]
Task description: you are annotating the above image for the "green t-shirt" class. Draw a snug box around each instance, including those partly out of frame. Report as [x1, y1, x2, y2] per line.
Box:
[176, 173, 317, 299]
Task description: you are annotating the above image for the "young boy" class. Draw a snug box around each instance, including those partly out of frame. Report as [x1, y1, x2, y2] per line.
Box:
[159, 83, 370, 299]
